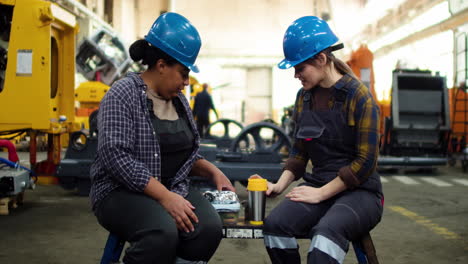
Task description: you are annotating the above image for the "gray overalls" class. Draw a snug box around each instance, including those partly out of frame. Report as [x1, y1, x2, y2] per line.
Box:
[263, 83, 383, 264]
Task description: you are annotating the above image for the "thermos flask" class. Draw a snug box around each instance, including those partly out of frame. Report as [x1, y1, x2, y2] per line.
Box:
[247, 178, 267, 225]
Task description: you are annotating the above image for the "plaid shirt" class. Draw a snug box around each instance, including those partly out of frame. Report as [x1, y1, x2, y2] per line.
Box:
[285, 74, 380, 188]
[90, 73, 202, 211]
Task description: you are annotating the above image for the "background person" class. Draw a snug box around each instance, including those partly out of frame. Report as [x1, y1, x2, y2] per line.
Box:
[193, 83, 218, 138]
[261, 16, 383, 264]
[90, 12, 234, 264]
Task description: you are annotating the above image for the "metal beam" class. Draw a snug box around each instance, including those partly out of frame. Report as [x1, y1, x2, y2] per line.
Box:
[374, 10, 468, 57]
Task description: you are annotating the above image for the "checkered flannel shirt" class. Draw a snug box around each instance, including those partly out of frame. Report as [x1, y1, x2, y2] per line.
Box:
[90, 72, 202, 211]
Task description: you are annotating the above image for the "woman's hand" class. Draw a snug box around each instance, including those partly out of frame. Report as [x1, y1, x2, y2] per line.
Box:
[190, 159, 235, 192]
[285, 186, 324, 204]
[159, 191, 199, 233]
[249, 174, 286, 198]
[266, 182, 286, 197]
[212, 171, 235, 192]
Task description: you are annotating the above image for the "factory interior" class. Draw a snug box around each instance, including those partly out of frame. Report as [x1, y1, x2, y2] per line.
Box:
[0, 0, 467, 263]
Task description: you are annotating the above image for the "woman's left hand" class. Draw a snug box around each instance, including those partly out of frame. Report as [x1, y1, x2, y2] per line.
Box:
[212, 171, 236, 192]
[285, 186, 324, 204]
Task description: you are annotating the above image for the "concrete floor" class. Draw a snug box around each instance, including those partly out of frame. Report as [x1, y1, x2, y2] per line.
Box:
[1, 152, 467, 263]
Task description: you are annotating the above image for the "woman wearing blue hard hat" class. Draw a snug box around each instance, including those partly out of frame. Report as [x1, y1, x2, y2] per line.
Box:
[90, 12, 234, 264]
[261, 16, 383, 263]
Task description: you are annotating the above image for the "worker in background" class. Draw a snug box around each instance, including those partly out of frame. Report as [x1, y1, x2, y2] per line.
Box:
[90, 12, 234, 264]
[192, 83, 218, 138]
[259, 16, 383, 263]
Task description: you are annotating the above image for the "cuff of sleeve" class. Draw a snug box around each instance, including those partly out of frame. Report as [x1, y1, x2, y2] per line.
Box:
[133, 171, 151, 192]
[337, 166, 360, 189]
[127, 161, 152, 192]
[283, 158, 306, 181]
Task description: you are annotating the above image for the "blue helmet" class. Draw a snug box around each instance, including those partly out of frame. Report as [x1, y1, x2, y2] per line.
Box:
[145, 12, 201, 73]
[278, 16, 339, 69]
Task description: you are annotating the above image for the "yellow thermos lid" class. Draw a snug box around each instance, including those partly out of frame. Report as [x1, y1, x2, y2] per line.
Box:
[247, 178, 268, 191]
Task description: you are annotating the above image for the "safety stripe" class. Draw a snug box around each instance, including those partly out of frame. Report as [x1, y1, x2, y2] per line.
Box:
[420, 177, 453, 187]
[264, 234, 298, 249]
[309, 235, 346, 264]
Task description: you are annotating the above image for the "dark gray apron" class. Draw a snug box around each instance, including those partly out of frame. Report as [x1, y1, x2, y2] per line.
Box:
[148, 98, 194, 187]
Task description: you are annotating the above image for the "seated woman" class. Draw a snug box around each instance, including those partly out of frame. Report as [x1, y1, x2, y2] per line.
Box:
[261, 16, 384, 264]
[90, 12, 234, 264]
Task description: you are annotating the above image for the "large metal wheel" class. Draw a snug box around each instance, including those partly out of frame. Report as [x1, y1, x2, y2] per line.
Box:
[204, 119, 244, 149]
[229, 122, 292, 187]
[230, 122, 291, 157]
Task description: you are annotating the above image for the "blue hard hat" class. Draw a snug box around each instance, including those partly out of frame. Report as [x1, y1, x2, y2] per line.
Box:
[278, 16, 339, 69]
[145, 12, 201, 73]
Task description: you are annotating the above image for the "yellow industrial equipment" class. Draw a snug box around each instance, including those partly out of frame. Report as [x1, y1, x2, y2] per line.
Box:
[0, 0, 79, 180]
[74, 81, 109, 129]
[189, 76, 203, 109]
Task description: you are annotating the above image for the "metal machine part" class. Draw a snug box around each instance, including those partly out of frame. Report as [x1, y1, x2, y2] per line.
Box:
[201, 122, 292, 183]
[56, 131, 98, 196]
[203, 119, 244, 149]
[229, 122, 291, 156]
[56, 111, 99, 196]
[76, 29, 133, 86]
[379, 70, 450, 167]
[0, 169, 34, 196]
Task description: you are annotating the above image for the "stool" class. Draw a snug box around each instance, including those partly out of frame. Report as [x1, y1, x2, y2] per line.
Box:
[351, 233, 379, 264]
[101, 231, 379, 264]
[100, 233, 125, 264]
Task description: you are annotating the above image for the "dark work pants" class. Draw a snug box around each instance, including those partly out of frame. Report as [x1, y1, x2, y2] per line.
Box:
[263, 187, 383, 264]
[196, 117, 209, 138]
[95, 187, 223, 264]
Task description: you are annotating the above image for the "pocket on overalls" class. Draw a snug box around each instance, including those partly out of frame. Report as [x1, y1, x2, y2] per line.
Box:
[296, 111, 326, 140]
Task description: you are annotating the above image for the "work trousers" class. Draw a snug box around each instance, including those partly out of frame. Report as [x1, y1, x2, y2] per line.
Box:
[196, 117, 209, 138]
[95, 187, 223, 264]
[263, 186, 383, 264]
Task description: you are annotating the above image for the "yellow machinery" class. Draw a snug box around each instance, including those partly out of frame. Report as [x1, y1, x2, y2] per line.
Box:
[0, 0, 79, 180]
[74, 81, 109, 129]
[189, 76, 203, 109]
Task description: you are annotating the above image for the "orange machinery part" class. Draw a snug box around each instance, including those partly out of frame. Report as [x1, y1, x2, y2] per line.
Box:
[449, 87, 467, 138]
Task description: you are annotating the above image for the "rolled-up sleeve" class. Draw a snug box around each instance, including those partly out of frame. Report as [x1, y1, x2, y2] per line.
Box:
[97, 90, 151, 192]
[338, 93, 380, 189]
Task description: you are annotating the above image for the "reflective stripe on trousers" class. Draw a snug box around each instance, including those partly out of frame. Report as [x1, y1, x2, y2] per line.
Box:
[264, 234, 298, 249]
[264, 234, 345, 264]
[309, 234, 346, 263]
